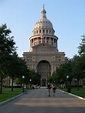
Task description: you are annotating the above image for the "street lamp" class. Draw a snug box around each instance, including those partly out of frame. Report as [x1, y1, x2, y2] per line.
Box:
[54, 81, 55, 83]
[22, 75, 25, 92]
[66, 75, 71, 93]
[66, 75, 69, 90]
[30, 79, 31, 89]
[66, 75, 69, 79]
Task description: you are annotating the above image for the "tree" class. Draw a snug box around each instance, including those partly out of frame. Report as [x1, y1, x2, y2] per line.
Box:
[51, 58, 73, 89]
[0, 24, 16, 93]
[78, 35, 85, 56]
[27, 69, 41, 85]
[80, 56, 85, 78]
[6, 52, 20, 91]
[72, 55, 82, 89]
[77, 35, 85, 88]
[17, 58, 29, 87]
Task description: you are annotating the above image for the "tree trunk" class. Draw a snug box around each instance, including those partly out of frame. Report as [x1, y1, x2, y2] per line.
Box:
[0, 76, 3, 94]
[77, 79, 80, 90]
[11, 78, 14, 91]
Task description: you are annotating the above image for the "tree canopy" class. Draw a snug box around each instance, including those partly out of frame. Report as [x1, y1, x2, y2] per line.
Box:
[0, 24, 17, 93]
[78, 35, 85, 56]
[50, 35, 85, 89]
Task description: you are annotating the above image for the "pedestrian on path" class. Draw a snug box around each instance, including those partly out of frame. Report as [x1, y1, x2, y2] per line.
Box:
[52, 84, 56, 96]
[47, 83, 51, 96]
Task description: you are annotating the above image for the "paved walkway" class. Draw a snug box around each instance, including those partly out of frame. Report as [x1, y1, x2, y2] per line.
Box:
[0, 88, 85, 113]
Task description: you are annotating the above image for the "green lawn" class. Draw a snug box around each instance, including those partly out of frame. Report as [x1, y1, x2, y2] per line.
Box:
[62, 87, 85, 98]
[71, 87, 85, 98]
[0, 88, 29, 102]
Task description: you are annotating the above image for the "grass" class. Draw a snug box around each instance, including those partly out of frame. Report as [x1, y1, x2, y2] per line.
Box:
[0, 87, 29, 102]
[61, 87, 85, 98]
[71, 87, 85, 98]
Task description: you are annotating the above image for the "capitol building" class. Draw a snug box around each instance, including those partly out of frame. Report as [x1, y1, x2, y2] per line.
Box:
[23, 6, 65, 86]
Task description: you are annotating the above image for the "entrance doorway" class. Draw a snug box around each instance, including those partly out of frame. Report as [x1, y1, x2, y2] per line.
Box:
[37, 60, 51, 86]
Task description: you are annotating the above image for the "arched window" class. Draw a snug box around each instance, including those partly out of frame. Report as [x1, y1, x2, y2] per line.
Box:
[43, 30, 45, 33]
[46, 30, 48, 34]
[40, 30, 41, 33]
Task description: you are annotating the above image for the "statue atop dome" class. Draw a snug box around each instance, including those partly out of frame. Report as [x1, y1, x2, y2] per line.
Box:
[43, 4, 45, 9]
[41, 4, 46, 19]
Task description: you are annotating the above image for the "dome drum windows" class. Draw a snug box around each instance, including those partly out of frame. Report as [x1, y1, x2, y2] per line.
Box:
[39, 40, 41, 44]
[32, 39, 33, 43]
[38, 37, 42, 44]
[49, 30, 51, 34]
[51, 38, 53, 45]
[40, 30, 41, 33]
[33, 29, 54, 35]
[46, 30, 48, 34]
[43, 30, 45, 34]
[46, 37, 49, 44]
[54, 39, 57, 47]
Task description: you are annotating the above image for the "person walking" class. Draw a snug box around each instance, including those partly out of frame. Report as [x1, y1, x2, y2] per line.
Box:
[47, 83, 51, 97]
[52, 84, 56, 96]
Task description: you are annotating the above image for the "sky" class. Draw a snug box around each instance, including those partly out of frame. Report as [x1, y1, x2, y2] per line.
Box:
[0, 0, 85, 58]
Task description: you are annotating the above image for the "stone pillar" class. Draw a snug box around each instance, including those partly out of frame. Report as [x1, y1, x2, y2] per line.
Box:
[49, 37, 51, 45]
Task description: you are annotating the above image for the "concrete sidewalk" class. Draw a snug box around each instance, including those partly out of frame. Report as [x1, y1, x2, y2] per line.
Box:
[0, 88, 85, 113]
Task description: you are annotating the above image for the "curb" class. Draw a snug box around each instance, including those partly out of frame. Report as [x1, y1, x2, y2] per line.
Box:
[59, 89, 85, 100]
[0, 92, 26, 106]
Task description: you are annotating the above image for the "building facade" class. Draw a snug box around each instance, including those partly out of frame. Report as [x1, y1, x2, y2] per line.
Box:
[23, 6, 65, 86]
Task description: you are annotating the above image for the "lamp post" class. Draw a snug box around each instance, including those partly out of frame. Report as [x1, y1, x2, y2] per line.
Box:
[22, 75, 25, 92]
[66, 75, 69, 79]
[30, 79, 31, 89]
[54, 81, 55, 84]
[66, 75, 71, 93]
[66, 75, 69, 91]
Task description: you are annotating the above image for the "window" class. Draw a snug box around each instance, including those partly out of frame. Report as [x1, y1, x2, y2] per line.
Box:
[49, 30, 51, 33]
[32, 39, 33, 43]
[46, 30, 48, 33]
[56, 56, 61, 61]
[40, 30, 41, 33]
[27, 57, 32, 61]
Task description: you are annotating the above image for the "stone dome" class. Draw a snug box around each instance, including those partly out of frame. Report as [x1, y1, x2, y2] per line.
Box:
[30, 5, 58, 52]
[34, 18, 53, 29]
[34, 5, 54, 30]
